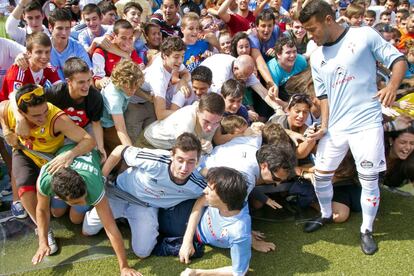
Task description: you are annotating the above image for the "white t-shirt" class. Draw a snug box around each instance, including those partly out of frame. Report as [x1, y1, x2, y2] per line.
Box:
[202, 136, 262, 194]
[200, 54, 260, 94]
[144, 102, 215, 149]
[144, 55, 186, 109]
[0, 38, 26, 87]
[5, 16, 50, 46]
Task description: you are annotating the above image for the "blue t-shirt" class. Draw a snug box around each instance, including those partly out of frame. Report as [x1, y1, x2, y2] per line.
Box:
[134, 38, 147, 63]
[197, 203, 251, 276]
[184, 40, 210, 72]
[50, 38, 92, 80]
[267, 54, 308, 87]
[117, 146, 206, 208]
[249, 26, 280, 61]
[405, 62, 414, 78]
[100, 82, 130, 128]
[78, 26, 111, 49]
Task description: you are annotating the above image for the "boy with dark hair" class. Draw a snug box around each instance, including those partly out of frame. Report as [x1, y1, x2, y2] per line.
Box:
[98, 0, 117, 25]
[5, 0, 50, 46]
[248, 9, 280, 93]
[83, 132, 207, 258]
[32, 145, 141, 276]
[48, 8, 92, 80]
[0, 83, 96, 254]
[92, 19, 143, 89]
[171, 65, 212, 108]
[364, 9, 376, 26]
[151, 0, 182, 38]
[78, 4, 112, 54]
[144, 36, 191, 120]
[174, 167, 252, 276]
[267, 36, 308, 103]
[299, 0, 406, 255]
[380, 10, 392, 24]
[140, 93, 224, 153]
[1, 32, 60, 102]
[221, 79, 250, 123]
[13, 57, 105, 161]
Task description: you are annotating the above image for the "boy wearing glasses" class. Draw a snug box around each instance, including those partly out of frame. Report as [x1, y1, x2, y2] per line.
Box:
[0, 83, 95, 255]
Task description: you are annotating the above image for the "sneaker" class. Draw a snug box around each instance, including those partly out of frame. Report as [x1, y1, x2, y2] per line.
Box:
[360, 230, 378, 255]
[47, 230, 59, 255]
[11, 201, 28, 219]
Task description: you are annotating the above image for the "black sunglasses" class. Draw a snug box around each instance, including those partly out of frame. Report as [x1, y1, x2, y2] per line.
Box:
[271, 170, 282, 183]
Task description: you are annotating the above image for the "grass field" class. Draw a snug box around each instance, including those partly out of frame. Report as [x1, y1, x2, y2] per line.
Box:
[8, 188, 414, 276]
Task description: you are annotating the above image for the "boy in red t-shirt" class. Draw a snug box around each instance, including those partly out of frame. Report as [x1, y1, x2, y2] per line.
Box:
[0, 32, 61, 102]
[92, 19, 144, 89]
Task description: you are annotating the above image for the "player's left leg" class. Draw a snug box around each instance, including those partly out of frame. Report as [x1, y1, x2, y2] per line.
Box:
[349, 127, 386, 255]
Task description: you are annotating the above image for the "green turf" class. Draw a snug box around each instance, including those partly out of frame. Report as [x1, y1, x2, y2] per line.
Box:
[11, 189, 414, 275]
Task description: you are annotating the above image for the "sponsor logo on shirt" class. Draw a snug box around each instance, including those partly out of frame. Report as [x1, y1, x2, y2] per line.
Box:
[360, 160, 373, 169]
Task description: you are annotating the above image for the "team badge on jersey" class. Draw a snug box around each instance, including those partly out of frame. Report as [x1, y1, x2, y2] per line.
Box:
[13, 81, 22, 91]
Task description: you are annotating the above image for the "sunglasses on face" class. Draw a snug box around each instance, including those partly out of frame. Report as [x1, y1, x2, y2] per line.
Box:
[271, 170, 283, 183]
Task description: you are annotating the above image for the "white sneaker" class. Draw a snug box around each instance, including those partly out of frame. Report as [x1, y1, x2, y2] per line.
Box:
[47, 230, 59, 255]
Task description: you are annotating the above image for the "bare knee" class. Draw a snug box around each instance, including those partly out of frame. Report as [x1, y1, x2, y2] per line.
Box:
[332, 202, 350, 223]
[69, 208, 86, 225]
[51, 208, 67, 218]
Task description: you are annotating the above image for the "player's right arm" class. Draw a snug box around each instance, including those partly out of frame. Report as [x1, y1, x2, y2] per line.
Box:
[179, 196, 207, 264]
[32, 179, 51, 265]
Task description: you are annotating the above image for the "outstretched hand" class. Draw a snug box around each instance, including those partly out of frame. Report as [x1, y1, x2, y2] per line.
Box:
[32, 244, 51, 265]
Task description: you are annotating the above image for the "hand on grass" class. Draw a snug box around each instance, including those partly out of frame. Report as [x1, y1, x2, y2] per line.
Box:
[179, 242, 195, 264]
[120, 267, 143, 276]
[32, 244, 51, 265]
[252, 237, 276, 253]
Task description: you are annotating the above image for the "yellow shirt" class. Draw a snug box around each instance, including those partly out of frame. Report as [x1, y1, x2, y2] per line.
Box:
[5, 102, 65, 167]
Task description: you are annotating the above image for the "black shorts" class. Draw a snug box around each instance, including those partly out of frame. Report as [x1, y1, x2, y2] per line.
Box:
[12, 150, 40, 191]
[332, 180, 362, 212]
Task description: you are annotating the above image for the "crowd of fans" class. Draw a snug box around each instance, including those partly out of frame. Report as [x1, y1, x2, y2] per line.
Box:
[0, 0, 413, 274]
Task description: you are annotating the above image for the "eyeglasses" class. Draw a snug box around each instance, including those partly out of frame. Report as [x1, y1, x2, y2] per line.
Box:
[287, 93, 312, 109]
[270, 170, 282, 183]
[17, 86, 44, 106]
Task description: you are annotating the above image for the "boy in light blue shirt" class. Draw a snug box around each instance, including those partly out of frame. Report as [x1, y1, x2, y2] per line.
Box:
[48, 8, 92, 80]
[179, 167, 251, 276]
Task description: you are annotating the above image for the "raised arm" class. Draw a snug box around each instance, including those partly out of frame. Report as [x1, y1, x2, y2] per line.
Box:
[217, 0, 233, 23]
[102, 145, 128, 177]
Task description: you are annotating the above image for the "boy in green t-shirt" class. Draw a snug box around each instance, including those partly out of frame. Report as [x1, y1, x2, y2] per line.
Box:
[33, 144, 140, 276]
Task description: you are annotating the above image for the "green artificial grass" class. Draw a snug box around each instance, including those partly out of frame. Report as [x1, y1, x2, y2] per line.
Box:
[13, 189, 414, 276]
